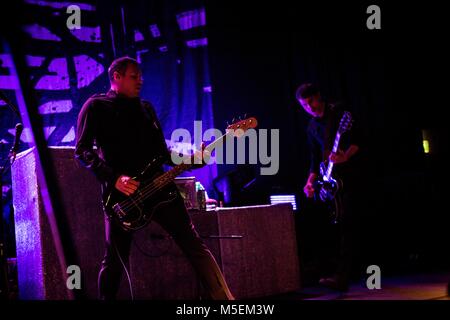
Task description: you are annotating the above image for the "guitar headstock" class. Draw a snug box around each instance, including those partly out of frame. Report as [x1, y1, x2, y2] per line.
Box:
[226, 116, 258, 137]
[338, 111, 353, 134]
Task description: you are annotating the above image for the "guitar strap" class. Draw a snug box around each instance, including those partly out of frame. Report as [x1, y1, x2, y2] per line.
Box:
[140, 102, 159, 130]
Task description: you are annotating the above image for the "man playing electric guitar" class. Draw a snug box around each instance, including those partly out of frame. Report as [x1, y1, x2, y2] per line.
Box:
[296, 83, 362, 292]
[75, 57, 234, 300]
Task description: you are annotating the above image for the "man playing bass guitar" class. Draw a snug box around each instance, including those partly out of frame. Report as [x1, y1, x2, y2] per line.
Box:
[75, 57, 234, 300]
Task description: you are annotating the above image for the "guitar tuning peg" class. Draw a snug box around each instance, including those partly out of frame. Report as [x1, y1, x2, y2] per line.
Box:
[238, 115, 242, 120]
[244, 113, 248, 119]
[231, 118, 236, 123]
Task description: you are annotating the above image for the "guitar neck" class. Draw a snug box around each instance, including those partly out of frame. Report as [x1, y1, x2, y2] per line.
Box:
[324, 132, 341, 180]
[153, 130, 232, 187]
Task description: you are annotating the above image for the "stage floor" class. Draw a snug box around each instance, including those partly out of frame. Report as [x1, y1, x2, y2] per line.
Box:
[260, 272, 450, 300]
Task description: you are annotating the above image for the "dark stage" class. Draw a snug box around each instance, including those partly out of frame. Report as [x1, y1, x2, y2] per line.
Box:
[263, 272, 450, 301]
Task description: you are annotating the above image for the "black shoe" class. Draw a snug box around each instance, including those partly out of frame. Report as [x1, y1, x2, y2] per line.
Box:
[319, 276, 349, 292]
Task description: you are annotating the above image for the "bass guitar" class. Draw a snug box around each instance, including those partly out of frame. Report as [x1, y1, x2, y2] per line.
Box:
[105, 117, 258, 231]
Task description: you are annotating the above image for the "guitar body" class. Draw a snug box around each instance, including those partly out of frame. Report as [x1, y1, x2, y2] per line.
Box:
[104, 161, 179, 232]
[314, 162, 342, 202]
[312, 163, 344, 224]
[310, 111, 353, 224]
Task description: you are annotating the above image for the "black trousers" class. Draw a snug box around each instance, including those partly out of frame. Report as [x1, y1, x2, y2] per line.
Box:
[334, 187, 358, 282]
[301, 180, 360, 284]
[98, 193, 234, 300]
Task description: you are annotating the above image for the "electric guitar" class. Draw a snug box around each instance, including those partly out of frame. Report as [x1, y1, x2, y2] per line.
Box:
[104, 117, 258, 231]
[313, 111, 352, 223]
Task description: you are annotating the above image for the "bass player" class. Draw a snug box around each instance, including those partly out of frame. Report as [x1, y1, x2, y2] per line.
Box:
[75, 56, 234, 300]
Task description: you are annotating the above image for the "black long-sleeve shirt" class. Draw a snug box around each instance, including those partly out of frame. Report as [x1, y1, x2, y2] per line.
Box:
[307, 102, 361, 178]
[75, 90, 171, 196]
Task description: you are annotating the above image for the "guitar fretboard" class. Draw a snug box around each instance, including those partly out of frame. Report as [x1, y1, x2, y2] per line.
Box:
[324, 131, 341, 181]
[151, 130, 233, 190]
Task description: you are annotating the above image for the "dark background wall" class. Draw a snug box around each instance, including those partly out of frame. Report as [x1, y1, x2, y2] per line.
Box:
[206, 1, 450, 275]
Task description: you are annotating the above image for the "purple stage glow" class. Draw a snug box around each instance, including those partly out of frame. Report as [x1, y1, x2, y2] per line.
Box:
[23, 24, 61, 41]
[24, 0, 96, 11]
[176, 8, 206, 31]
[0, 54, 21, 90]
[186, 38, 208, 48]
[134, 30, 145, 42]
[158, 45, 169, 52]
[73, 55, 104, 89]
[38, 100, 73, 115]
[7, 127, 56, 143]
[26, 55, 45, 68]
[35, 58, 70, 90]
[149, 24, 161, 38]
[70, 26, 102, 43]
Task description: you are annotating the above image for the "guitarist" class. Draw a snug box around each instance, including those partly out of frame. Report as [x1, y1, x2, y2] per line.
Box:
[296, 83, 361, 292]
[75, 57, 234, 300]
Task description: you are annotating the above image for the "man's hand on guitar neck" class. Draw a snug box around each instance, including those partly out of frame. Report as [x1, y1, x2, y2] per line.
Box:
[329, 145, 359, 164]
[329, 149, 348, 164]
[115, 175, 140, 196]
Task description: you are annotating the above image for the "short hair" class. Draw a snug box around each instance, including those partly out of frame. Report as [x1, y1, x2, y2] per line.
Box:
[295, 83, 320, 100]
[108, 56, 139, 82]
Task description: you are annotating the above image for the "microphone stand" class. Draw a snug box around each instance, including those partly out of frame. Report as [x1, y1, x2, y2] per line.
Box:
[0, 90, 22, 299]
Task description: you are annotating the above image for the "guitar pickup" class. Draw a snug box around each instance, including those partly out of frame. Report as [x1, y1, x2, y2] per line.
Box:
[112, 203, 126, 218]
